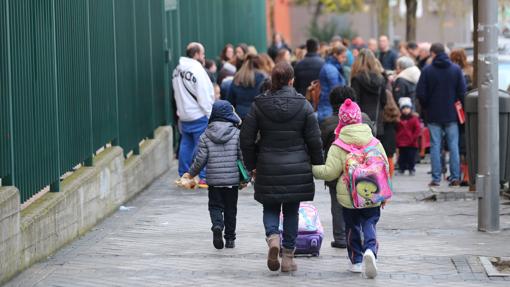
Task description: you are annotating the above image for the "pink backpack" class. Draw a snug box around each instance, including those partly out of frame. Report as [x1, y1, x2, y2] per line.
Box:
[334, 137, 393, 208]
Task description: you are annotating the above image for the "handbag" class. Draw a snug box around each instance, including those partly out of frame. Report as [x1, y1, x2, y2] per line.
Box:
[455, 100, 465, 124]
[305, 80, 321, 112]
[237, 160, 251, 184]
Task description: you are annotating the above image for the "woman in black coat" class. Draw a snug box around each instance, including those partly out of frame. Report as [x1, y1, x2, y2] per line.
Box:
[350, 49, 387, 138]
[240, 62, 323, 272]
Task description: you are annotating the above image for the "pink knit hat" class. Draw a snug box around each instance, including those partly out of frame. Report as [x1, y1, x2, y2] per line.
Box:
[334, 99, 362, 137]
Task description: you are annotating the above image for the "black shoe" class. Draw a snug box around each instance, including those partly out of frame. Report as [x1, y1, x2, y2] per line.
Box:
[212, 226, 224, 249]
[409, 170, 415, 176]
[428, 181, 440, 187]
[331, 241, 347, 249]
[225, 240, 235, 248]
[449, 180, 461, 187]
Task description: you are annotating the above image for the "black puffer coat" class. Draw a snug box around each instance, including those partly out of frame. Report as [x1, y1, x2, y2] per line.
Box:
[240, 86, 324, 204]
[351, 73, 387, 136]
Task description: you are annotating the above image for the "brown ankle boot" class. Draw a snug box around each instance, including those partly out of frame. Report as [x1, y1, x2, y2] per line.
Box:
[266, 234, 280, 271]
[281, 247, 297, 272]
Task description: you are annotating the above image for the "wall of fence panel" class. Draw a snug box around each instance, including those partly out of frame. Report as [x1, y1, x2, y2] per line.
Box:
[134, 0, 155, 140]
[115, 0, 142, 155]
[10, 0, 61, 202]
[89, 0, 118, 151]
[223, 0, 267, 54]
[151, 0, 167, 127]
[55, 0, 94, 172]
[166, 0, 267, 69]
[0, 0, 12, 184]
[0, 0, 169, 203]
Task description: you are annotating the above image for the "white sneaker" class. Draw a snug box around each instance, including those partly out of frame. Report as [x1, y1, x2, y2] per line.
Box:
[363, 249, 378, 279]
[349, 262, 363, 273]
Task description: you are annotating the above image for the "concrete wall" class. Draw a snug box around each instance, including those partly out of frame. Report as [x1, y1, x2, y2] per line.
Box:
[0, 126, 173, 284]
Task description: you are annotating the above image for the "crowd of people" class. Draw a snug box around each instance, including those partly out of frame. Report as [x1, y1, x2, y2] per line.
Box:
[171, 32, 470, 278]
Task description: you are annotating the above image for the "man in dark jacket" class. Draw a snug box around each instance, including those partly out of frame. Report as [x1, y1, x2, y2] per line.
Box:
[294, 39, 325, 96]
[416, 43, 466, 187]
[319, 86, 373, 249]
[378, 35, 397, 71]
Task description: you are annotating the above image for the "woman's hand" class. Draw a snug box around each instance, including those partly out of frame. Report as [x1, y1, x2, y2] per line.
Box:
[251, 169, 256, 181]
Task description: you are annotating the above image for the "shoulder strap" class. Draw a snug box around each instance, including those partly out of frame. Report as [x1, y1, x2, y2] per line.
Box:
[373, 86, 382, 135]
[333, 137, 380, 152]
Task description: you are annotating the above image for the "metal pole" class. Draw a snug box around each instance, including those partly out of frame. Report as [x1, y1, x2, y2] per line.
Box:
[477, 0, 500, 232]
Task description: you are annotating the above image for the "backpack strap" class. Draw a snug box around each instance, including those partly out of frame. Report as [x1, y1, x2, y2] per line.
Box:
[333, 137, 380, 152]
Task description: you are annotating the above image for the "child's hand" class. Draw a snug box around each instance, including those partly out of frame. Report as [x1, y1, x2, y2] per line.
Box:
[381, 201, 388, 209]
[182, 172, 192, 179]
[251, 169, 256, 180]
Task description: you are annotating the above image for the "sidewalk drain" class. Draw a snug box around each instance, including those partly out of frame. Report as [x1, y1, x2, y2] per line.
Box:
[479, 257, 510, 277]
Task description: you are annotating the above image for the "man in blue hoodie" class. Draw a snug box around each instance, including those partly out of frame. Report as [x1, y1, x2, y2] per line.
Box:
[416, 43, 466, 187]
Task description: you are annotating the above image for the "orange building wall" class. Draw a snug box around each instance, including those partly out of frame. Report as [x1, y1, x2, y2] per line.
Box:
[266, 0, 293, 47]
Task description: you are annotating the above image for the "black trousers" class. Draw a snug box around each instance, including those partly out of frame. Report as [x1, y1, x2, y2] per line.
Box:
[208, 186, 239, 240]
[398, 147, 418, 172]
[329, 185, 346, 244]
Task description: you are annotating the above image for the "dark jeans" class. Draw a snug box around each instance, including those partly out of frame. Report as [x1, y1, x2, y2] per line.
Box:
[343, 207, 381, 264]
[263, 202, 300, 249]
[398, 147, 418, 172]
[329, 185, 346, 244]
[208, 186, 239, 241]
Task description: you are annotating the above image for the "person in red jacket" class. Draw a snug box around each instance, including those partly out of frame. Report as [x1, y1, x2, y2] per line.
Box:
[396, 97, 422, 175]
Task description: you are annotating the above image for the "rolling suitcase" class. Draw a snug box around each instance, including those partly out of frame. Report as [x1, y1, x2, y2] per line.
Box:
[280, 202, 324, 256]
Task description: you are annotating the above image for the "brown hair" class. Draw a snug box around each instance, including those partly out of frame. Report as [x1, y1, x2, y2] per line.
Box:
[271, 62, 294, 91]
[383, 90, 401, 123]
[233, 54, 261, 87]
[258, 53, 275, 75]
[220, 44, 234, 62]
[275, 49, 290, 64]
[450, 49, 473, 79]
[351, 48, 384, 80]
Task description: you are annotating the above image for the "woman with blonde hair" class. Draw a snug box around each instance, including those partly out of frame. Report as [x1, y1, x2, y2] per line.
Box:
[228, 54, 267, 119]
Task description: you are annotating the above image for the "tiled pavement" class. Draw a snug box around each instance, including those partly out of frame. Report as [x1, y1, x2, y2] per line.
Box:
[4, 164, 510, 287]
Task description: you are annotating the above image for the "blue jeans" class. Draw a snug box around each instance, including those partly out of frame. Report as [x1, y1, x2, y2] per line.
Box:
[428, 122, 460, 183]
[343, 207, 380, 264]
[178, 116, 208, 178]
[263, 202, 300, 249]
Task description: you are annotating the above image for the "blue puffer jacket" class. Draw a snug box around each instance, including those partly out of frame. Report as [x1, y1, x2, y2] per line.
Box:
[228, 72, 266, 119]
[416, 52, 466, 124]
[318, 57, 346, 121]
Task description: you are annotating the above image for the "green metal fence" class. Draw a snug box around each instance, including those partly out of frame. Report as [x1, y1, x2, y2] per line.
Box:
[0, 0, 266, 204]
[164, 0, 267, 143]
[0, 0, 169, 203]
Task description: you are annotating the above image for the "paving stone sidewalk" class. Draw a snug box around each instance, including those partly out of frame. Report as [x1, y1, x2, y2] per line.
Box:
[4, 164, 510, 287]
